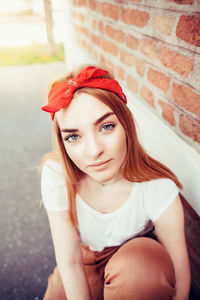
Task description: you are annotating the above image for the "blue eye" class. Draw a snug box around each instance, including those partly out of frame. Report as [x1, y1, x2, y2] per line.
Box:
[64, 134, 79, 142]
[102, 123, 115, 131]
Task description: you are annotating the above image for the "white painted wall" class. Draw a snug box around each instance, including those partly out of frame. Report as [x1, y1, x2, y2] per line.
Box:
[63, 0, 200, 215]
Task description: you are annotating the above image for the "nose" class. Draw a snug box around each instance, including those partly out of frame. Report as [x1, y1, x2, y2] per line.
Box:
[85, 134, 104, 159]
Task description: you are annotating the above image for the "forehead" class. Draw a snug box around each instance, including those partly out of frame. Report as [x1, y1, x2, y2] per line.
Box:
[56, 93, 113, 127]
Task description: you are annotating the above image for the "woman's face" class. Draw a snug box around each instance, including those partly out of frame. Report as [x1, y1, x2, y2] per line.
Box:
[56, 93, 127, 185]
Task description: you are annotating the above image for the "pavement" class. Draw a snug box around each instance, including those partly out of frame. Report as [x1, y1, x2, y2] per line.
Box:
[0, 62, 66, 300]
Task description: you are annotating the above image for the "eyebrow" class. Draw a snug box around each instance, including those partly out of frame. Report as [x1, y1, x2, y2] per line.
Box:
[61, 112, 115, 133]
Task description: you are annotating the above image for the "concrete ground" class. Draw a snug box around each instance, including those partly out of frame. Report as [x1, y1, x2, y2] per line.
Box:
[0, 62, 66, 300]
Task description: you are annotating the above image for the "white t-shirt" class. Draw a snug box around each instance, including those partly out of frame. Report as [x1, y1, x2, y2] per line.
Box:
[41, 160, 179, 251]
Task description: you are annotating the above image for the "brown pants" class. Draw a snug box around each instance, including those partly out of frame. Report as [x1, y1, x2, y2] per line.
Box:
[43, 237, 176, 300]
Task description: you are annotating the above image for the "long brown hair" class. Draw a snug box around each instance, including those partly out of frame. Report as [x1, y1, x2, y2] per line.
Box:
[43, 65, 182, 226]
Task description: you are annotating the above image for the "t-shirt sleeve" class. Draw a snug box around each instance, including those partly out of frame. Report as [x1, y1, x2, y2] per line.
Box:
[144, 178, 179, 222]
[41, 160, 69, 211]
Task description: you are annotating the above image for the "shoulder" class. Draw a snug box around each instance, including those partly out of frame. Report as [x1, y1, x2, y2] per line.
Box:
[143, 178, 180, 222]
[41, 160, 68, 211]
[41, 159, 65, 189]
[143, 177, 178, 193]
[42, 159, 64, 174]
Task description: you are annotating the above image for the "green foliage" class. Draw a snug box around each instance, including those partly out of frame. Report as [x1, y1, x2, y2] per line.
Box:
[0, 43, 65, 66]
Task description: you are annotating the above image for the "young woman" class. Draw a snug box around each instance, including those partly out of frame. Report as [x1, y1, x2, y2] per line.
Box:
[41, 65, 190, 300]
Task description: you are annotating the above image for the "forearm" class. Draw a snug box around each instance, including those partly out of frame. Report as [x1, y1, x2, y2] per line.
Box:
[58, 262, 92, 300]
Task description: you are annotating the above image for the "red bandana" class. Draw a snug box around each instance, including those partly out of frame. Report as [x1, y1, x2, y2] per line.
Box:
[41, 66, 127, 120]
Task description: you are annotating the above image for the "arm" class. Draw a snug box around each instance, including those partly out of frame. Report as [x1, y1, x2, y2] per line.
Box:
[47, 209, 92, 300]
[154, 195, 191, 300]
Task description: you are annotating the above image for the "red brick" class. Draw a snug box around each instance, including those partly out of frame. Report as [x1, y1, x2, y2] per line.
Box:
[101, 3, 119, 21]
[101, 57, 115, 75]
[140, 86, 155, 107]
[159, 48, 193, 77]
[76, 25, 88, 35]
[130, 10, 149, 27]
[120, 0, 141, 2]
[152, 15, 176, 35]
[92, 19, 97, 31]
[80, 26, 88, 36]
[89, 0, 97, 10]
[117, 66, 126, 81]
[120, 50, 144, 75]
[172, 83, 200, 116]
[86, 43, 92, 53]
[130, 9, 149, 27]
[179, 114, 200, 143]
[80, 38, 86, 48]
[148, 69, 170, 93]
[136, 59, 145, 76]
[122, 8, 149, 27]
[101, 38, 119, 56]
[120, 49, 135, 66]
[100, 55, 106, 67]
[106, 25, 115, 39]
[101, 59, 115, 74]
[141, 39, 157, 58]
[121, 8, 131, 25]
[100, 56, 107, 69]
[127, 75, 139, 94]
[91, 34, 101, 46]
[170, 0, 194, 4]
[85, 42, 92, 54]
[115, 30, 125, 43]
[126, 35, 139, 50]
[159, 100, 176, 126]
[75, 0, 87, 6]
[99, 21, 105, 34]
[176, 15, 200, 47]
[93, 49, 99, 60]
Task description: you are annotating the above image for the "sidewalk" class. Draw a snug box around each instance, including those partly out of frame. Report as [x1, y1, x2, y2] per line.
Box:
[0, 62, 65, 300]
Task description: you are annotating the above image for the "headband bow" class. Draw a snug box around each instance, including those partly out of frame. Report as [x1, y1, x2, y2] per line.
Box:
[41, 66, 127, 120]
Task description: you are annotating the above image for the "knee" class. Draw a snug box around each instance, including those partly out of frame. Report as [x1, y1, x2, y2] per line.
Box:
[104, 238, 176, 300]
[106, 238, 175, 274]
[105, 238, 153, 284]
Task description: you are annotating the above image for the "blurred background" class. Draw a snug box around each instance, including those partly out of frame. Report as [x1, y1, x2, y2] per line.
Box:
[0, 0, 65, 65]
[0, 0, 66, 299]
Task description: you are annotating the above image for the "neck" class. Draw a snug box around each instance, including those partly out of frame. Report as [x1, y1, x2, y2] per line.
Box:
[100, 177, 124, 187]
[87, 174, 126, 189]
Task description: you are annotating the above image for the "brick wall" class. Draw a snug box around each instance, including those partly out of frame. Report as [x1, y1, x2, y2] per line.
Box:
[72, 0, 200, 154]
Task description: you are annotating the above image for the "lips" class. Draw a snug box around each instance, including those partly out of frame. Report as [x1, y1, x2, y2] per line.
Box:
[87, 159, 112, 167]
